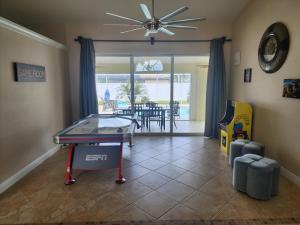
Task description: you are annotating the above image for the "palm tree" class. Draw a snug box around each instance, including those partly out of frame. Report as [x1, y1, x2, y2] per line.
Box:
[117, 81, 149, 102]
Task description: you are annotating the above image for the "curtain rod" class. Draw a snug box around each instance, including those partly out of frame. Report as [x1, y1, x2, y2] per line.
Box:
[74, 36, 232, 45]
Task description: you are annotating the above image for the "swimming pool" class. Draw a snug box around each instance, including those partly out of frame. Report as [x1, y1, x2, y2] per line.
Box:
[180, 106, 190, 119]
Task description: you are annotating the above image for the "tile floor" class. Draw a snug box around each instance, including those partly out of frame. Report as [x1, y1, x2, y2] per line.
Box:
[0, 136, 300, 224]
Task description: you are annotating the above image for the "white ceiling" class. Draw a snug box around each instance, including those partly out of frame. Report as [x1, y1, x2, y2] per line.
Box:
[0, 0, 249, 26]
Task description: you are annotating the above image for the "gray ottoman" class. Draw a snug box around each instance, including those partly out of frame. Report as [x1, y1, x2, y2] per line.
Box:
[229, 141, 245, 167]
[229, 140, 265, 168]
[260, 157, 280, 196]
[250, 141, 265, 149]
[233, 156, 254, 192]
[247, 161, 273, 200]
[242, 143, 265, 156]
[235, 139, 250, 144]
[232, 154, 280, 200]
[244, 154, 263, 161]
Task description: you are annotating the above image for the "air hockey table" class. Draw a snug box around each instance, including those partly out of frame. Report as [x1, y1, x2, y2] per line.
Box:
[53, 114, 140, 185]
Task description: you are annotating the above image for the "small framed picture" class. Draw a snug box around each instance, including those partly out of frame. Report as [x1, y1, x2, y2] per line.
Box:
[283, 79, 300, 99]
[244, 68, 252, 83]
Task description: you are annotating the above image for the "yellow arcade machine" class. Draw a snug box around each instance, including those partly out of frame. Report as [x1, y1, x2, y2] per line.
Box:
[219, 100, 252, 154]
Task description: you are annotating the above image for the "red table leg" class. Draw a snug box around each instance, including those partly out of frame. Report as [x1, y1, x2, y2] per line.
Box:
[116, 142, 126, 184]
[64, 144, 76, 185]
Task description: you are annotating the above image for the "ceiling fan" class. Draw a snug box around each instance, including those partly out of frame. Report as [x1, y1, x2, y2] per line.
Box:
[104, 0, 206, 36]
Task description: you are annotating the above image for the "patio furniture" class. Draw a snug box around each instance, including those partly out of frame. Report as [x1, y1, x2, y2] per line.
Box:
[166, 101, 180, 128]
[145, 102, 158, 107]
[118, 103, 166, 132]
[134, 103, 145, 119]
[134, 103, 145, 108]
[233, 154, 280, 200]
[147, 106, 166, 132]
[133, 104, 147, 131]
[120, 109, 132, 115]
[229, 140, 265, 168]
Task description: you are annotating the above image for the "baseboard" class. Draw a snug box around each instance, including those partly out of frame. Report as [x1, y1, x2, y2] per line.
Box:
[281, 166, 300, 187]
[0, 145, 60, 194]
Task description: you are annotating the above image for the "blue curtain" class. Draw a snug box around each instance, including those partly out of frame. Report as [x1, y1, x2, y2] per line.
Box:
[204, 38, 226, 138]
[78, 36, 98, 118]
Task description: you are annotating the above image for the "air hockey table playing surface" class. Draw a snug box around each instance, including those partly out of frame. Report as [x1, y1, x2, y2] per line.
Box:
[53, 114, 139, 185]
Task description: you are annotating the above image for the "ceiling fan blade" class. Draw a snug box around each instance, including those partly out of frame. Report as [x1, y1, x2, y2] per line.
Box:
[144, 30, 151, 37]
[106, 12, 143, 24]
[159, 27, 175, 36]
[166, 17, 206, 25]
[165, 25, 198, 29]
[160, 6, 189, 21]
[140, 4, 152, 20]
[120, 27, 144, 34]
[104, 23, 142, 27]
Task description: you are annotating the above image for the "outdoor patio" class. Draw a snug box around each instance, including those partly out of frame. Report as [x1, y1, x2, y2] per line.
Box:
[138, 120, 205, 134]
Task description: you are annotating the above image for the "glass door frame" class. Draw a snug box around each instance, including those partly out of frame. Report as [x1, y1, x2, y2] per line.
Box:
[95, 53, 204, 136]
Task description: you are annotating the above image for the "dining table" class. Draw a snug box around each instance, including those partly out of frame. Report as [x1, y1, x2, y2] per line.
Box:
[114, 106, 169, 132]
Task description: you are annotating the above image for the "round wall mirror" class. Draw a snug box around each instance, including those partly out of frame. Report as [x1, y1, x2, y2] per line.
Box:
[263, 36, 278, 62]
[258, 22, 289, 73]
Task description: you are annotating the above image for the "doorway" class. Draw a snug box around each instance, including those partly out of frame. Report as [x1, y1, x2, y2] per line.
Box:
[95, 55, 208, 135]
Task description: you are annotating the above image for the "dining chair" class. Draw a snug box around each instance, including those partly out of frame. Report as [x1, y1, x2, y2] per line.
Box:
[166, 101, 180, 128]
[145, 101, 158, 108]
[147, 106, 165, 132]
[134, 103, 147, 131]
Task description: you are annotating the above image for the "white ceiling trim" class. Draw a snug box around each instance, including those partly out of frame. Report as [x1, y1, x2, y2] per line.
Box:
[0, 16, 66, 50]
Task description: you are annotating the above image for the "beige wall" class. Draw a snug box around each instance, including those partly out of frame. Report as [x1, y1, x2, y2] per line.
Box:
[230, 0, 300, 176]
[194, 66, 208, 121]
[0, 26, 71, 183]
[64, 22, 232, 120]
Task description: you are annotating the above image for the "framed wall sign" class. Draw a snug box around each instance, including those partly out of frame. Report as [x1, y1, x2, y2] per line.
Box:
[14, 63, 46, 82]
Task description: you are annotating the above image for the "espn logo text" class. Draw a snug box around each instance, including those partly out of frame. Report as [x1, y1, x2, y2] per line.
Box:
[85, 154, 108, 161]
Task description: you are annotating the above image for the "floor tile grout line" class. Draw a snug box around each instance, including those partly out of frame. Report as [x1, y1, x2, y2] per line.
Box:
[210, 194, 236, 220]
[129, 186, 180, 220]
[105, 193, 156, 221]
[134, 172, 197, 202]
[135, 175, 171, 190]
[155, 201, 181, 220]
[174, 172, 215, 191]
[155, 187, 212, 220]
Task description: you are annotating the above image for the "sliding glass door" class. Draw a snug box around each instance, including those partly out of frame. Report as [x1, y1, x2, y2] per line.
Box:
[95, 55, 208, 134]
[173, 56, 209, 133]
[134, 56, 171, 133]
[95, 56, 131, 114]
